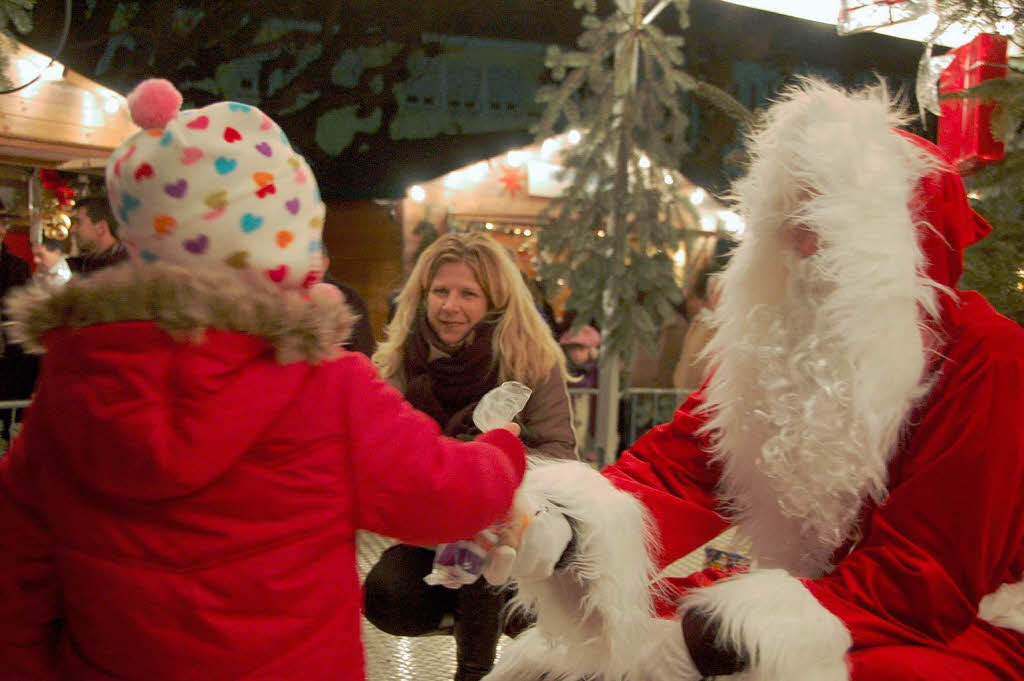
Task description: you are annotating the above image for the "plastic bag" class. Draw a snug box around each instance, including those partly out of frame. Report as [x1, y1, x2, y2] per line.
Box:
[425, 382, 533, 589]
[472, 381, 533, 432]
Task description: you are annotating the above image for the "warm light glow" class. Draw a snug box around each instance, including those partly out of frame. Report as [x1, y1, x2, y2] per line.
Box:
[690, 188, 706, 205]
[42, 61, 65, 81]
[541, 138, 560, 160]
[507, 150, 530, 167]
[513, 227, 522, 235]
[700, 214, 718, 231]
[596, 229, 607, 237]
[718, 0, 1002, 47]
[719, 210, 745, 235]
[485, 222, 495, 230]
[663, 172, 674, 185]
[523, 228, 532, 236]
[443, 170, 464, 189]
[567, 129, 582, 145]
[638, 154, 651, 169]
[673, 249, 687, 267]
[408, 185, 426, 201]
[467, 161, 490, 182]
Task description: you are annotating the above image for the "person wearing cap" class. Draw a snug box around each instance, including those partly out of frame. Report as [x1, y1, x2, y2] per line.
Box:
[479, 79, 1024, 681]
[0, 79, 527, 681]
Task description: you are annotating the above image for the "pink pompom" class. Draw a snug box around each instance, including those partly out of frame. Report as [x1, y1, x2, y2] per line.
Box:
[128, 78, 182, 130]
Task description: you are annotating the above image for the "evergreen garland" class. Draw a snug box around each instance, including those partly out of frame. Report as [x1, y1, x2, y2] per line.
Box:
[535, 0, 750, 366]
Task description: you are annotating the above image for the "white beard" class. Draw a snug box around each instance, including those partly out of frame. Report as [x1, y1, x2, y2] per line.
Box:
[701, 252, 932, 577]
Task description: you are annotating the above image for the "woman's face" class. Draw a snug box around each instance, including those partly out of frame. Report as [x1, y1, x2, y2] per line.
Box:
[426, 261, 490, 346]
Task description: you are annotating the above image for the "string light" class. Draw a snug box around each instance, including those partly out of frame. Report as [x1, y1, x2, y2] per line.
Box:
[638, 154, 651, 169]
[408, 185, 426, 201]
[485, 222, 495, 230]
[567, 129, 582, 145]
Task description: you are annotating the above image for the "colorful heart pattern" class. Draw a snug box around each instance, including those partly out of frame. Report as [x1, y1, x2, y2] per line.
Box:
[184, 234, 209, 254]
[108, 99, 324, 289]
[164, 179, 188, 199]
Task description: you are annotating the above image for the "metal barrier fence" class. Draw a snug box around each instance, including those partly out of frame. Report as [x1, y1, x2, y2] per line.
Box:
[1, 389, 689, 462]
[568, 388, 689, 466]
[0, 399, 31, 455]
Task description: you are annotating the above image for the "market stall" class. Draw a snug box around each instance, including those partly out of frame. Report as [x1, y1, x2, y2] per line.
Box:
[0, 36, 136, 260]
[399, 130, 739, 306]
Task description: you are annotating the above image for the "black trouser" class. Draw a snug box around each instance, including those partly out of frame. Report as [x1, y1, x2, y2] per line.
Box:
[364, 543, 529, 681]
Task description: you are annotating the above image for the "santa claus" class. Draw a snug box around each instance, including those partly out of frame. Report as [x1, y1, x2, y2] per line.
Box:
[481, 79, 1024, 681]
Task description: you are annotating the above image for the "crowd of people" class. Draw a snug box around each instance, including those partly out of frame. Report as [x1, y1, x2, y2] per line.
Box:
[0, 75, 1021, 681]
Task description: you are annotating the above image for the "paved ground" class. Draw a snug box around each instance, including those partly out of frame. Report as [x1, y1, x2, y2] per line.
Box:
[358, 528, 746, 681]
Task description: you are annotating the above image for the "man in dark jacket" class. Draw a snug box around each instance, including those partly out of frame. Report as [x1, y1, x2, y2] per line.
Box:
[68, 196, 129, 275]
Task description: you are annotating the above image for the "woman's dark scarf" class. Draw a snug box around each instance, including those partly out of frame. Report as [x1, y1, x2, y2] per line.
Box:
[403, 308, 501, 437]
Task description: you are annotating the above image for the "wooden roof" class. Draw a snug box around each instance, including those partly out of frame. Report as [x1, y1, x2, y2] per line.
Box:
[0, 38, 136, 170]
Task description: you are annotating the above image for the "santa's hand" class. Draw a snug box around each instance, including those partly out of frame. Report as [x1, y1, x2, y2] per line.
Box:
[483, 494, 573, 585]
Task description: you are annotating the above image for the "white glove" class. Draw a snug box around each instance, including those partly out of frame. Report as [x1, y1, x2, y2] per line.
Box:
[483, 492, 573, 585]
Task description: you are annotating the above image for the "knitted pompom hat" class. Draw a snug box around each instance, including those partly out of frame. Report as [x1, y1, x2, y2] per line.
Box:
[106, 78, 326, 290]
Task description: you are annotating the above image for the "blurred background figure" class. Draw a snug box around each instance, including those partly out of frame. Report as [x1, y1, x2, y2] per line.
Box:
[673, 268, 720, 391]
[0, 209, 33, 407]
[32, 236, 72, 292]
[365, 231, 575, 681]
[630, 298, 688, 389]
[322, 255, 376, 357]
[559, 324, 600, 389]
[673, 236, 736, 391]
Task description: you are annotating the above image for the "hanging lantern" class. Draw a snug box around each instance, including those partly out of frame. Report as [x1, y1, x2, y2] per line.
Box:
[837, 0, 929, 36]
[938, 33, 1009, 175]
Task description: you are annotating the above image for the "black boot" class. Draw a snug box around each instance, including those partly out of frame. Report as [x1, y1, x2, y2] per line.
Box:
[453, 580, 506, 681]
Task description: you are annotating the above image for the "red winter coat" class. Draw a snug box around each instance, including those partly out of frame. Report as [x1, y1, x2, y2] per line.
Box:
[603, 133, 1024, 679]
[0, 265, 526, 681]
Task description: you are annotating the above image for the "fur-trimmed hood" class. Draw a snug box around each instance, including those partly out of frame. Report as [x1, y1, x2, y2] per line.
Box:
[2, 263, 357, 501]
[4, 261, 355, 364]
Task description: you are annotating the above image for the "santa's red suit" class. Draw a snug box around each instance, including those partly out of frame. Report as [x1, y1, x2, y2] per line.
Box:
[484, 80, 1024, 681]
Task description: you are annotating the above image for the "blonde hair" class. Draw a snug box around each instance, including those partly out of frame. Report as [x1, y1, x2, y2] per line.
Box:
[375, 231, 568, 386]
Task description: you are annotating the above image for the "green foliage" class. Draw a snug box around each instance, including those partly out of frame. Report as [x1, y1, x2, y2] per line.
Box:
[960, 145, 1024, 324]
[931, 2, 1024, 324]
[0, 0, 35, 35]
[536, 0, 749, 365]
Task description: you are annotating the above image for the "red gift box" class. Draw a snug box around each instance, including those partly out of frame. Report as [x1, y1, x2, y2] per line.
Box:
[938, 33, 1009, 175]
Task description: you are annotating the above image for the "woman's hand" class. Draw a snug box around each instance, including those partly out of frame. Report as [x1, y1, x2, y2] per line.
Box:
[497, 422, 521, 437]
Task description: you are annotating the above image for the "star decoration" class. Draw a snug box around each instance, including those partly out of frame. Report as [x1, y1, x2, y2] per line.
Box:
[498, 166, 526, 198]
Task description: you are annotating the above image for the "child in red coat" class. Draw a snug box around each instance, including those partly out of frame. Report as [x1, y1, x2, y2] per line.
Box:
[0, 80, 525, 681]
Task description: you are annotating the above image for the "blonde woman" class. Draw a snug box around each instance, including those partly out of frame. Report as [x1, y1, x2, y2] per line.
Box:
[365, 231, 576, 681]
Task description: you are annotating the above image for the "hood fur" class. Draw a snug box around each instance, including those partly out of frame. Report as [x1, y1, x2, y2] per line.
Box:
[4, 262, 356, 364]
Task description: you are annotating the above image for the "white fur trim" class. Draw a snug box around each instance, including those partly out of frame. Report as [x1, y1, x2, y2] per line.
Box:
[3, 262, 354, 364]
[490, 459, 664, 681]
[683, 569, 851, 681]
[979, 579, 1024, 634]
